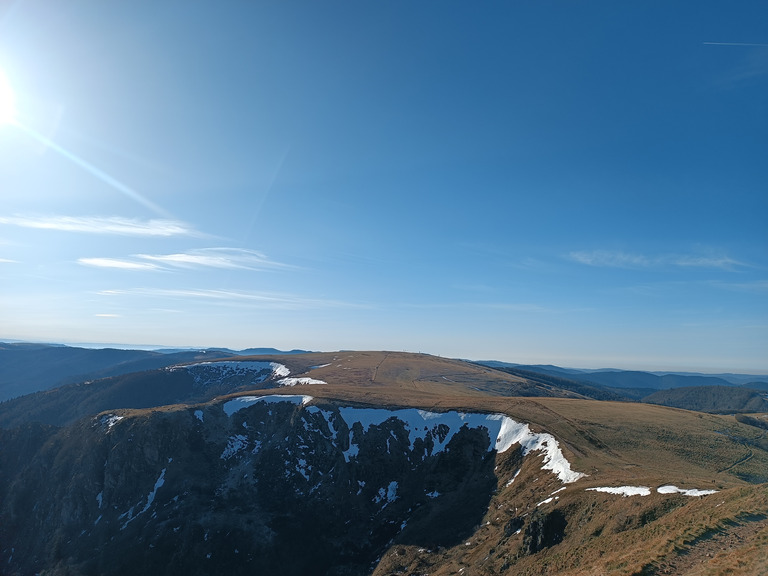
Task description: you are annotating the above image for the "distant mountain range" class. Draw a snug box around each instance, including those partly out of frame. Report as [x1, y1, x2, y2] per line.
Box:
[475, 361, 768, 413]
[477, 361, 768, 388]
[0, 342, 310, 402]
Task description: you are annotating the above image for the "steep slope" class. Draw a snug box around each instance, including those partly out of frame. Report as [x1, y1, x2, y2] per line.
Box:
[1, 392, 765, 576]
[0, 395, 583, 576]
[1, 352, 766, 575]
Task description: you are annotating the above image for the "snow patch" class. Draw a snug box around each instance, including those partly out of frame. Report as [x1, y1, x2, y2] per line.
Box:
[335, 408, 585, 484]
[120, 468, 167, 529]
[492, 415, 585, 483]
[221, 435, 249, 459]
[100, 414, 123, 430]
[343, 431, 359, 462]
[223, 395, 313, 416]
[140, 468, 166, 514]
[174, 361, 291, 385]
[657, 485, 719, 496]
[306, 406, 340, 441]
[586, 486, 651, 497]
[194, 410, 204, 422]
[277, 377, 327, 386]
[387, 481, 399, 502]
[373, 481, 399, 505]
[587, 485, 718, 498]
[506, 469, 521, 487]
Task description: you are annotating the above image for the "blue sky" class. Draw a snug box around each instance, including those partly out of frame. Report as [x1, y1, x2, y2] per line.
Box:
[0, 1, 766, 372]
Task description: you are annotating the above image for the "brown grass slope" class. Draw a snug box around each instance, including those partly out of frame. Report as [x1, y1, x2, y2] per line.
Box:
[0, 351, 582, 429]
[101, 351, 768, 576]
[273, 351, 593, 400]
[3, 351, 766, 575]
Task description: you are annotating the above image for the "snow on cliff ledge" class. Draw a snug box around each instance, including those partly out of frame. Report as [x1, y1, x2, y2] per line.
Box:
[173, 360, 326, 386]
[220, 395, 586, 484]
[493, 415, 586, 483]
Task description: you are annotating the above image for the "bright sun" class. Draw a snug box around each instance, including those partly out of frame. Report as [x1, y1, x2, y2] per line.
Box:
[0, 69, 17, 125]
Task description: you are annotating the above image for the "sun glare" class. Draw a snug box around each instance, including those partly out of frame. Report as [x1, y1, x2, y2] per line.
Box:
[0, 69, 18, 125]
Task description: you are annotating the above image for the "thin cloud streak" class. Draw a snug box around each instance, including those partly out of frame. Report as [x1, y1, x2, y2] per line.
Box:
[79, 258, 161, 271]
[674, 255, 745, 269]
[0, 215, 199, 237]
[79, 248, 291, 272]
[568, 250, 649, 268]
[98, 288, 367, 310]
[399, 301, 550, 313]
[138, 248, 293, 270]
[703, 42, 768, 47]
[710, 280, 768, 294]
[568, 250, 746, 270]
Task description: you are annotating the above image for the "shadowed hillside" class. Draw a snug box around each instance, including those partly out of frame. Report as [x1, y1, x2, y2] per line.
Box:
[0, 342, 235, 401]
[644, 385, 768, 414]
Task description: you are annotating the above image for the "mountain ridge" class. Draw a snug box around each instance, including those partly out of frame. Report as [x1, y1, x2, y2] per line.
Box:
[0, 349, 766, 575]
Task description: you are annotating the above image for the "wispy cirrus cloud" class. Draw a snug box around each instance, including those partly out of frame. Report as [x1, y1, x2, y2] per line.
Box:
[568, 250, 650, 268]
[673, 255, 745, 269]
[78, 248, 290, 271]
[703, 42, 768, 47]
[138, 248, 290, 270]
[567, 250, 747, 270]
[0, 215, 199, 237]
[709, 280, 768, 293]
[79, 258, 161, 271]
[98, 288, 364, 310]
[399, 301, 550, 313]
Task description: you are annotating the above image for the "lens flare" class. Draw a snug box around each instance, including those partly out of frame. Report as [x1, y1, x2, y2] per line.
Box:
[0, 67, 168, 216]
[0, 69, 17, 125]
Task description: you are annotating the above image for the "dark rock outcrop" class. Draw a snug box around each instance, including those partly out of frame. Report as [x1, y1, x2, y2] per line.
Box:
[523, 509, 567, 554]
[0, 398, 508, 576]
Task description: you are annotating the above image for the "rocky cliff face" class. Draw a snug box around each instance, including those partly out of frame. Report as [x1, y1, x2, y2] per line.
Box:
[0, 394, 583, 576]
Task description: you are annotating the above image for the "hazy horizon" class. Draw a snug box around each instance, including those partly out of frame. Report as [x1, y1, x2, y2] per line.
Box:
[1, 2, 766, 374]
[2, 337, 766, 376]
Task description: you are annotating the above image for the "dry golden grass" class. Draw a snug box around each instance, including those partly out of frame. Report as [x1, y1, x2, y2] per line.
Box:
[147, 351, 768, 491]
[117, 351, 768, 575]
